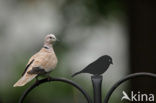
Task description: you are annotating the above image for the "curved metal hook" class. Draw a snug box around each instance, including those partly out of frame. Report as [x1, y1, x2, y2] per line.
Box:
[103, 72, 156, 103]
[19, 77, 92, 103]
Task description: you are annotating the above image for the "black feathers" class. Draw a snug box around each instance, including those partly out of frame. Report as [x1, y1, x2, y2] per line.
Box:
[72, 55, 113, 77]
[22, 59, 34, 76]
[27, 67, 47, 75]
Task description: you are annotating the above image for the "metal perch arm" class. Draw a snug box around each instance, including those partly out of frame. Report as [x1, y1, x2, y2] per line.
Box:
[103, 72, 156, 103]
[19, 77, 92, 103]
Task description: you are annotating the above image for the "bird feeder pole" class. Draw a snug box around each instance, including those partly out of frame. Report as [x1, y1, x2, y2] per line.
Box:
[91, 75, 103, 103]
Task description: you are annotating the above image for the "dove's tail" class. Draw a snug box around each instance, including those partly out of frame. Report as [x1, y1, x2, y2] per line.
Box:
[13, 74, 37, 87]
[71, 71, 82, 77]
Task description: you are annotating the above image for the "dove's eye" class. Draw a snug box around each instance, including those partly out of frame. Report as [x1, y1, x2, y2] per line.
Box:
[49, 37, 52, 39]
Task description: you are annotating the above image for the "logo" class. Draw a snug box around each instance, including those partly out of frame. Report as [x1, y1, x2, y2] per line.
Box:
[121, 91, 155, 102]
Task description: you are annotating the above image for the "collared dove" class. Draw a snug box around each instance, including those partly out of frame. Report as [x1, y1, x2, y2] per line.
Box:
[13, 34, 58, 87]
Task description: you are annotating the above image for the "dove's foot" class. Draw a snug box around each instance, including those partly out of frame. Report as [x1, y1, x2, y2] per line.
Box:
[46, 75, 53, 81]
[35, 76, 40, 83]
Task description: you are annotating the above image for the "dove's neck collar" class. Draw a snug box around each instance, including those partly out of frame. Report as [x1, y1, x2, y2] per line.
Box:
[43, 46, 49, 49]
[43, 43, 52, 49]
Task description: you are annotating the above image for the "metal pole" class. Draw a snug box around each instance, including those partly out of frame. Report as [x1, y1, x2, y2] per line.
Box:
[91, 75, 103, 103]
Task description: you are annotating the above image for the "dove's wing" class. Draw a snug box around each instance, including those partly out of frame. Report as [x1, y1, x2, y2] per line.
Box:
[13, 52, 40, 87]
[21, 59, 34, 76]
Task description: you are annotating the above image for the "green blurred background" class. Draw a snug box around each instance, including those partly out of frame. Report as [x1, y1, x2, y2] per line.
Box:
[0, 0, 156, 103]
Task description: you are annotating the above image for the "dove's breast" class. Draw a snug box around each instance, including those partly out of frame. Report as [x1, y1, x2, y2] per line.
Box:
[42, 49, 58, 72]
[44, 52, 58, 72]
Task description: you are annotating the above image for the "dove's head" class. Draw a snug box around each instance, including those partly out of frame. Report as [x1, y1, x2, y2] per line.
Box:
[44, 34, 57, 44]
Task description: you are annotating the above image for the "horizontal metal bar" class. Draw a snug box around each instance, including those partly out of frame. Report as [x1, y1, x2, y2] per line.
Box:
[19, 77, 92, 103]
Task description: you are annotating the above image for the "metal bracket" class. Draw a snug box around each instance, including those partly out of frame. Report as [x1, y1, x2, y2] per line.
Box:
[18, 72, 156, 103]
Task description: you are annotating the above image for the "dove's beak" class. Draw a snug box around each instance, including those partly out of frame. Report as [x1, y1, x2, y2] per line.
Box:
[56, 38, 60, 42]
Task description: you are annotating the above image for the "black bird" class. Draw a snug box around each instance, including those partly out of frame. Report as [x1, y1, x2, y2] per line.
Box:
[72, 55, 113, 77]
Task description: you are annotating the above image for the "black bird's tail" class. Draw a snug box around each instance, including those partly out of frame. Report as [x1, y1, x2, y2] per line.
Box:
[71, 71, 82, 77]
